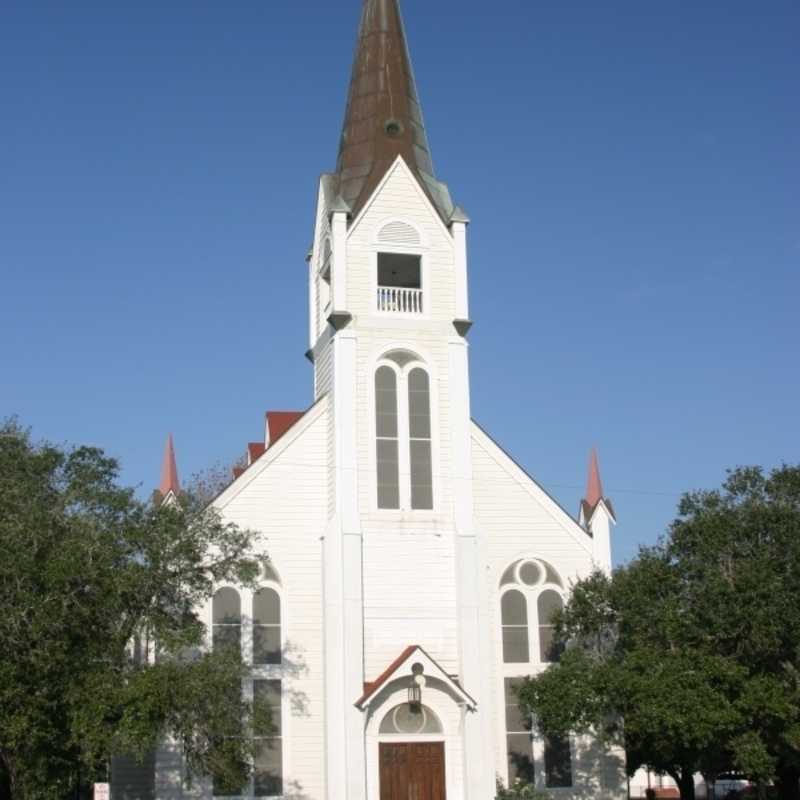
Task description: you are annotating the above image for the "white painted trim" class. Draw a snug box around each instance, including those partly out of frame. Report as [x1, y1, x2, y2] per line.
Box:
[331, 210, 348, 312]
[358, 646, 477, 711]
[347, 156, 456, 245]
[372, 216, 428, 250]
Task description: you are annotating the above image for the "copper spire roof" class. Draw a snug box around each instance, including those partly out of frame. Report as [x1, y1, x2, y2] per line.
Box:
[334, 0, 454, 223]
[158, 433, 180, 497]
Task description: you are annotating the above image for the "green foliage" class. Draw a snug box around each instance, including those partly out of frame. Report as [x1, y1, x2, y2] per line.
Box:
[495, 778, 551, 800]
[0, 420, 270, 799]
[517, 465, 800, 800]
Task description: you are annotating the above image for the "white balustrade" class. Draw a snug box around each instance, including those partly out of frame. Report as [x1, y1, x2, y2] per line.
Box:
[377, 286, 423, 314]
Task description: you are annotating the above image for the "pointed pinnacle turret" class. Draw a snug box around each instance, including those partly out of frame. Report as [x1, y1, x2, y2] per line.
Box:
[158, 434, 180, 497]
[585, 448, 604, 509]
[335, 0, 453, 222]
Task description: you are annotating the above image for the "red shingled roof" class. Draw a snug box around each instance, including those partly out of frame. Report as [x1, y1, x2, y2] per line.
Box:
[356, 646, 418, 707]
[248, 442, 266, 464]
[266, 411, 305, 448]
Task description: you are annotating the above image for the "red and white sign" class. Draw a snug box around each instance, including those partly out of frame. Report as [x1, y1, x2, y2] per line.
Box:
[94, 783, 110, 800]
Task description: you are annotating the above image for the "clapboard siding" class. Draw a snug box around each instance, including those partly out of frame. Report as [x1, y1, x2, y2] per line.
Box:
[471, 425, 625, 796]
[209, 404, 330, 800]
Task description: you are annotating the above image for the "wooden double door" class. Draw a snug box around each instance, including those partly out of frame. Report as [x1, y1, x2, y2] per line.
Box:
[379, 742, 446, 800]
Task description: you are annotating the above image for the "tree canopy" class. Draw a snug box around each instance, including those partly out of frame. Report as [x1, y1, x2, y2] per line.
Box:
[517, 465, 800, 800]
[0, 420, 269, 799]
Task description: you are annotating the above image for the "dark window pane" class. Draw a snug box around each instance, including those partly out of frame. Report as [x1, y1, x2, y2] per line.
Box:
[253, 680, 282, 736]
[504, 676, 532, 733]
[500, 562, 519, 586]
[376, 439, 400, 509]
[254, 738, 283, 797]
[538, 590, 563, 625]
[213, 588, 241, 624]
[519, 561, 541, 586]
[213, 773, 247, 797]
[375, 367, 398, 438]
[544, 562, 563, 587]
[409, 439, 433, 510]
[253, 626, 282, 666]
[253, 588, 281, 625]
[539, 626, 564, 663]
[408, 368, 431, 439]
[507, 734, 535, 784]
[378, 253, 421, 289]
[501, 590, 528, 625]
[545, 735, 573, 788]
[212, 625, 241, 655]
[502, 626, 530, 663]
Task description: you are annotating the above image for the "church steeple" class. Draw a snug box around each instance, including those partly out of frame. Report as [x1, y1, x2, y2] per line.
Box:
[158, 433, 180, 500]
[335, 0, 454, 223]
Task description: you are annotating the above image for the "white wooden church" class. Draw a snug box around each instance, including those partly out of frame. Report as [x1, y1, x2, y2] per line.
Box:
[113, 1, 626, 798]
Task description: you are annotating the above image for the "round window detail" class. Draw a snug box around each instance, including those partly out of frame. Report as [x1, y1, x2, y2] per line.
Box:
[379, 703, 443, 735]
[384, 119, 404, 138]
[518, 560, 542, 586]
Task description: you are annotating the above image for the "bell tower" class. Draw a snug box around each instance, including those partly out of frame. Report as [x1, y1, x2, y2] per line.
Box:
[307, 1, 492, 797]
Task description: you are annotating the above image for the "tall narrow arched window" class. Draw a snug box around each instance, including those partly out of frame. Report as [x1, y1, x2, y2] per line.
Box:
[538, 590, 564, 663]
[253, 588, 281, 665]
[408, 368, 433, 510]
[375, 366, 400, 509]
[212, 588, 241, 655]
[501, 590, 529, 663]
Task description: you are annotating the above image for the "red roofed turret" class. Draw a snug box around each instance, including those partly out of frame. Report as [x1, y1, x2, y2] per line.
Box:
[158, 434, 181, 498]
[579, 448, 616, 572]
[585, 448, 604, 509]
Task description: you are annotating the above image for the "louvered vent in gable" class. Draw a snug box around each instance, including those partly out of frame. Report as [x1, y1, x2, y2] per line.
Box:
[378, 221, 421, 248]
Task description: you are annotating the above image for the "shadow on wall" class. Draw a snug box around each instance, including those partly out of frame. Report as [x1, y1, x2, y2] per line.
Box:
[568, 736, 626, 800]
[279, 640, 312, 718]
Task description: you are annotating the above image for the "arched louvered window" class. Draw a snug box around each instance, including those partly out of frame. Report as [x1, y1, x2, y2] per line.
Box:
[212, 588, 241, 655]
[501, 590, 529, 663]
[375, 366, 400, 509]
[538, 590, 564, 663]
[408, 368, 433, 510]
[253, 588, 281, 665]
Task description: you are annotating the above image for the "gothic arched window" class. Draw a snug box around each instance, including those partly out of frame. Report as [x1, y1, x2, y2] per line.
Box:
[499, 559, 565, 664]
[212, 587, 241, 655]
[374, 353, 435, 511]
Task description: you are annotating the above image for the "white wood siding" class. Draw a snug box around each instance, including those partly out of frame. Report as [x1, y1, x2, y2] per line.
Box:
[471, 425, 626, 798]
[211, 403, 331, 800]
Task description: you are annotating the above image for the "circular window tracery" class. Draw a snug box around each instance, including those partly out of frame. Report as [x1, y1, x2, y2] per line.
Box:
[500, 558, 563, 589]
[379, 703, 443, 735]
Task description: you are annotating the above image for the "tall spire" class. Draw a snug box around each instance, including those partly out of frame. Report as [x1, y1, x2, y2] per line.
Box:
[158, 434, 180, 497]
[585, 448, 604, 509]
[335, 0, 453, 222]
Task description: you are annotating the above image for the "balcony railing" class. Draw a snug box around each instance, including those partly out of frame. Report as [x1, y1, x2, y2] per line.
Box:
[377, 286, 423, 314]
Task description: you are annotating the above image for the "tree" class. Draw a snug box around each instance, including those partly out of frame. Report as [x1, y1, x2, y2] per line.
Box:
[0, 421, 270, 799]
[517, 466, 800, 800]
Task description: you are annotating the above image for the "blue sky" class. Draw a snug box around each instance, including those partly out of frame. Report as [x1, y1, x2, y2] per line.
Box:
[2, 0, 798, 565]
